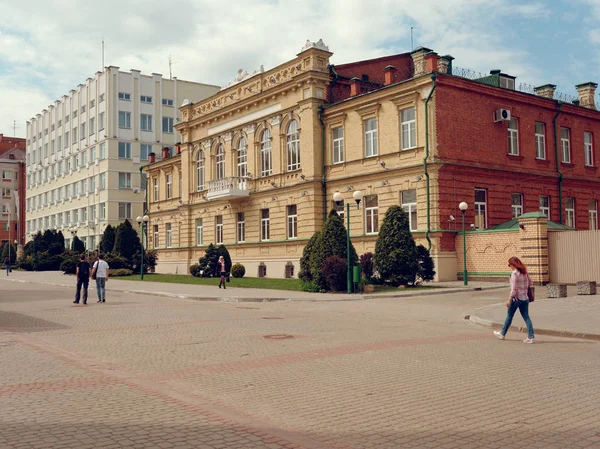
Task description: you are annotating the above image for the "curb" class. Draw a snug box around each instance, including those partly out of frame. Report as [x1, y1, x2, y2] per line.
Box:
[363, 285, 505, 300]
[466, 313, 600, 341]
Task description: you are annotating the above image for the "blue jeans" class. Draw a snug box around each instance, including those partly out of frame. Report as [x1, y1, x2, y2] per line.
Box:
[501, 299, 534, 339]
[95, 277, 106, 302]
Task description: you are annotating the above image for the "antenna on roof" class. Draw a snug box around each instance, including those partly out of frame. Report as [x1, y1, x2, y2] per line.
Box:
[169, 54, 176, 80]
[13, 120, 19, 137]
[410, 27, 414, 51]
[102, 36, 105, 69]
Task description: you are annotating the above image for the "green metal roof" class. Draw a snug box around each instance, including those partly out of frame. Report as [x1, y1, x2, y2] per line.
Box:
[490, 217, 574, 231]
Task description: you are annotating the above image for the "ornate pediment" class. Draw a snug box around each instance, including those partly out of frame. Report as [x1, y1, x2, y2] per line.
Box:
[221, 66, 265, 91]
[300, 39, 329, 53]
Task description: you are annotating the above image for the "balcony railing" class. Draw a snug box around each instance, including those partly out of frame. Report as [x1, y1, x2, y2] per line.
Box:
[207, 176, 250, 200]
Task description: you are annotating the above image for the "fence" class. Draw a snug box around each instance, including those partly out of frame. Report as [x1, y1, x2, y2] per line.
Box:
[548, 230, 600, 283]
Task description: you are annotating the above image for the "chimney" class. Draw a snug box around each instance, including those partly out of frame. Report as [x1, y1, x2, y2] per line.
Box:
[176, 144, 182, 155]
[534, 84, 556, 99]
[438, 55, 454, 74]
[576, 82, 598, 110]
[149, 152, 156, 164]
[350, 77, 361, 97]
[411, 47, 433, 77]
[161, 147, 170, 159]
[384, 66, 397, 85]
[425, 52, 439, 73]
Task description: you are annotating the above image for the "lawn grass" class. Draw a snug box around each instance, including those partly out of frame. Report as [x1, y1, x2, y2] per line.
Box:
[112, 273, 304, 291]
[367, 284, 442, 294]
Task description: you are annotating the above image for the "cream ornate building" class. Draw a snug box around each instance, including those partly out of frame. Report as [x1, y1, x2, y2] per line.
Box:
[144, 41, 455, 278]
[25, 68, 219, 250]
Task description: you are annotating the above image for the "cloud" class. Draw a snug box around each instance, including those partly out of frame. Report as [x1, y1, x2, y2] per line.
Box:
[1, 0, 544, 138]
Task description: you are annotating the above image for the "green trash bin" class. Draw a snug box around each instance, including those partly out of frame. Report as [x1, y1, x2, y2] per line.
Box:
[353, 265, 361, 284]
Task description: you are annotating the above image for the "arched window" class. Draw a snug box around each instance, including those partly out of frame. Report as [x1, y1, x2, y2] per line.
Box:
[260, 129, 272, 177]
[237, 137, 247, 178]
[286, 120, 300, 171]
[215, 144, 225, 180]
[196, 151, 205, 191]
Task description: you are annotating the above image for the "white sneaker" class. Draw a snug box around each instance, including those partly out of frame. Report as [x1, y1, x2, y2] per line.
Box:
[523, 338, 534, 344]
[493, 331, 505, 340]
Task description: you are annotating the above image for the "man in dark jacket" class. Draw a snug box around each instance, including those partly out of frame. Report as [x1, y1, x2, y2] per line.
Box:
[73, 254, 91, 305]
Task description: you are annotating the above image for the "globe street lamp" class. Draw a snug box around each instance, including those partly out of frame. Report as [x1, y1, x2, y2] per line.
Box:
[459, 201, 469, 286]
[333, 190, 363, 293]
[136, 215, 149, 280]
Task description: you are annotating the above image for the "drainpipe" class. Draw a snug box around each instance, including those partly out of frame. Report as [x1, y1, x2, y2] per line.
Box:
[424, 73, 437, 251]
[318, 105, 327, 223]
[139, 166, 148, 215]
[553, 102, 563, 224]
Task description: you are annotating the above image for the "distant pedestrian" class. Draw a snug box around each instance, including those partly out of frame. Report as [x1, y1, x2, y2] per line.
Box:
[92, 254, 110, 303]
[494, 256, 535, 343]
[217, 256, 226, 289]
[4, 257, 9, 276]
[73, 254, 91, 305]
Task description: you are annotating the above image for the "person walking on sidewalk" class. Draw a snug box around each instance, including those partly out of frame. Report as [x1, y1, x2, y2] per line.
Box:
[73, 254, 91, 305]
[92, 254, 110, 303]
[494, 256, 535, 343]
[217, 256, 227, 289]
[4, 256, 9, 276]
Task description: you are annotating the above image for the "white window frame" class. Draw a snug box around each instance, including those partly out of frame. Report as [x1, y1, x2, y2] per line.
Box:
[215, 144, 225, 180]
[166, 223, 172, 248]
[585, 132, 594, 167]
[401, 107, 416, 150]
[260, 129, 272, 177]
[539, 195, 550, 218]
[118, 111, 131, 129]
[99, 203, 106, 220]
[141, 95, 152, 104]
[474, 188, 488, 230]
[118, 92, 131, 100]
[237, 138, 247, 180]
[332, 127, 344, 164]
[237, 212, 245, 243]
[535, 122, 546, 159]
[89, 118, 95, 135]
[589, 200, 598, 230]
[261, 209, 270, 241]
[196, 219, 203, 245]
[166, 174, 173, 199]
[153, 177, 159, 201]
[118, 142, 131, 159]
[215, 216, 223, 245]
[99, 142, 106, 159]
[99, 112, 105, 131]
[119, 172, 132, 189]
[565, 197, 575, 228]
[511, 193, 523, 218]
[287, 205, 298, 239]
[141, 114, 153, 132]
[162, 99, 174, 107]
[140, 144, 151, 161]
[118, 202, 132, 220]
[561, 127, 571, 163]
[286, 120, 300, 171]
[364, 118, 378, 157]
[162, 117, 174, 133]
[364, 195, 379, 234]
[508, 118, 519, 156]
[196, 152, 205, 191]
[153, 225, 159, 248]
[80, 123, 86, 140]
[401, 190, 418, 231]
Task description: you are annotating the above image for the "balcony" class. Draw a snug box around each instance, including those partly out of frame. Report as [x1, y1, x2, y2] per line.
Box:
[207, 176, 250, 201]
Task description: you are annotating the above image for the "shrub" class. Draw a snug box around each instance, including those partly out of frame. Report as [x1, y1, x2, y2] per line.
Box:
[374, 206, 419, 286]
[35, 251, 62, 271]
[322, 256, 348, 292]
[109, 268, 133, 277]
[1, 243, 17, 265]
[113, 220, 141, 262]
[144, 250, 158, 271]
[100, 225, 116, 254]
[299, 232, 320, 282]
[16, 256, 35, 271]
[104, 253, 131, 270]
[189, 264, 201, 277]
[301, 281, 321, 292]
[197, 244, 229, 278]
[60, 258, 78, 275]
[360, 252, 374, 281]
[231, 263, 246, 278]
[415, 245, 436, 284]
[71, 236, 86, 254]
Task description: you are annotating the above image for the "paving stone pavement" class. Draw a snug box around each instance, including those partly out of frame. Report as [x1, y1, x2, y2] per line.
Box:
[1, 280, 599, 449]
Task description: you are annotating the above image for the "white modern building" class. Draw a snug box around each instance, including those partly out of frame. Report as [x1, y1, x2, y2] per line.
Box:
[25, 67, 219, 250]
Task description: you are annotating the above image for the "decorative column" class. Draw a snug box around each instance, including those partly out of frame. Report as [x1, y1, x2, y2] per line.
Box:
[517, 212, 549, 285]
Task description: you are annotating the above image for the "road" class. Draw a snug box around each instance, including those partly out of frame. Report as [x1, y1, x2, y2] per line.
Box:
[1, 281, 599, 449]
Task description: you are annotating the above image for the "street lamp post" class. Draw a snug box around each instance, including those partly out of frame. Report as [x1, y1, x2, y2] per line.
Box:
[459, 202, 469, 286]
[137, 215, 149, 280]
[333, 190, 363, 294]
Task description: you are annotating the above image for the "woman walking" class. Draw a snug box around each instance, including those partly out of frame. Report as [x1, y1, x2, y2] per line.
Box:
[217, 256, 227, 289]
[494, 256, 535, 343]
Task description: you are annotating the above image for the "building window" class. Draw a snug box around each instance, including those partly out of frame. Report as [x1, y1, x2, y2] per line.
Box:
[237, 212, 245, 243]
[64, 131, 69, 147]
[508, 118, 519, 156]
[99, 173, 106, 190]
[90, 175, 96, 193]
[140, 144, 152, 161]
[539, 195, 550, 218]
[73, 109, 78, 118]
[561, 127, 571, 163]
[118, 142, 132, 159]
[196, 151, 205, 191]
[287, 205, 298, 239]
[72, 155, 79, 171]
[535, 122, 546, 159]
[81, 207, 87, 222]
[80, 123, 86, 140]
[89, 118, 95, 135]
[99, 112, 105, 131]
[258, 262, 267, 278]
[141, 95, 152, 103]
[99, 142, 106, 159]
[401, 190, 417, 231]
[260, 129, 272, 177]
[585, 132, 594, 166]
[162, 99, 174, 107]
[2, 170, 11, 180]
[162, 117, 174, 133]
[215, 144, 225, 180]
[73, 209, 79, 224]
[141, 114, 153, 131]
[332, 127, 344, 164]
[99, 203, 106, 220]
[119, 111, 131, 129]
[81, 150, 88, 166]
[260, 209, 270, 241]
[89, 205, 96, 221]
[119, 172, 131, 189]
[81, 178, 87, 194]
[153, 177, 159, 201]
[166, 223, 172, 248]
[153, 225, 159, 248]
[565, 197, 575, 228]
[364, 118, 378, 157]
[118, 202, 132, 219]
[118, 92, 131, 100]
[286, 120, 300, 171]
[512, 193, 523, 218]
[196, 219, 203, 245]
[57, 135, 62, 150]
[401, 107, 416, 150]
[99, 93, 105, 103]
[237, 138, 247, 179]
[285, 262, 295, 279]
[474, 188, 488, 229]
[589, 200, 598, 230]
[215, 216, 223, 244]
[365, 195, 379, 234]
[166, 174, 172, 199]
[89, 99, 95, 109]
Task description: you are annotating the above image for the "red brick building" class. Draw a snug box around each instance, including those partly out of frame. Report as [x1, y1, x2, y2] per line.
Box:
[0, 134, 26, 156]
[0, 147, 26, 248]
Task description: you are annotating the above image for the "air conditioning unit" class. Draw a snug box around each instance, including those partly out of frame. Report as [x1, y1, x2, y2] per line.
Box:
[494, 109, 511, 122]
[133, 157, 140, 164]
[94, 188, 98, 195]
[95, 159, 99, 166]
[133, 187, 140, 194]
[77, 194, 80, 200]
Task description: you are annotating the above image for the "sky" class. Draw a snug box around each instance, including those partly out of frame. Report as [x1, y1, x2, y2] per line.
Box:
[1, 0, 599, 139]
